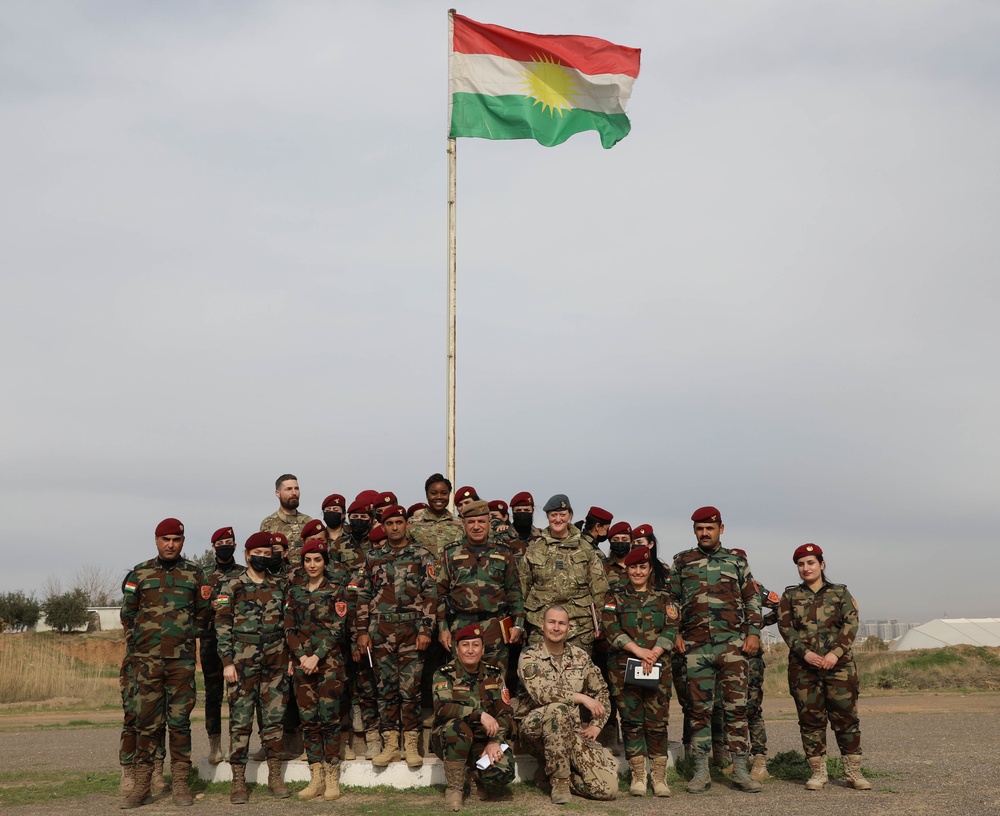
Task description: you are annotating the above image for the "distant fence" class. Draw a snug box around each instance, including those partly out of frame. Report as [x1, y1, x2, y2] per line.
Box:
[32, 607, 122, 633]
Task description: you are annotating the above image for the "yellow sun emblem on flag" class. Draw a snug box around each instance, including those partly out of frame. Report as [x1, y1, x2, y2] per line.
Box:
[521, 54, 578, 116]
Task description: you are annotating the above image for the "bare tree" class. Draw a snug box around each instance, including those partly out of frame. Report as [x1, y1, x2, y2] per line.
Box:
[73, 564, 123, 606]
[41, 575, 63, 602]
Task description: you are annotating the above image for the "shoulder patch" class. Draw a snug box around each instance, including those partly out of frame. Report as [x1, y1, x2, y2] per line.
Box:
[124, 581, 137, 594]
[426, 563, 436, 580]
[216, 594, 230, 606]
[522, 662, 539, 680]
[603, 601, 616, 612]
[767, 590, 781, 605]
[666, 603, 679, 620]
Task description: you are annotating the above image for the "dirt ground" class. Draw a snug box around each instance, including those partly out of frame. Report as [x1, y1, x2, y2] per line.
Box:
[1, 692, 999, 815]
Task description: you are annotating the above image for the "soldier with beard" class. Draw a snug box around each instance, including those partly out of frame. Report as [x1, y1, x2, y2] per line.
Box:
[260, 474, 313, 567]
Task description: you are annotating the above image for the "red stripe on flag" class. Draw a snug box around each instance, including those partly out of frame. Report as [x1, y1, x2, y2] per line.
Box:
[453, 14, 640, 79]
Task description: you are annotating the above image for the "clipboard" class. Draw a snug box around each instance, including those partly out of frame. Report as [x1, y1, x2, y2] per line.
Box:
[624, 658, 663, 688]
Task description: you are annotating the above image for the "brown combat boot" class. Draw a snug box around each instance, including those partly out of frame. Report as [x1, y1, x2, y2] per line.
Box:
[365, 729, 382, 760]
[750, 753, 770, 781]
[628, 755, 647, 796]
[650, 756, 672, 797]
[171, 760, 193, 806]
[341, 732, 356, 761]
[323, 762, 342, 800]
[470, 768, 488, 800]
[266, 758, 290, 798]
[207, 734, 224, 764]
[150, 758, 169, 794]
[805, 754, 828, 791]
[843, 754, 872, 790]
[403, 730, 423, 767]
[298, 761, 326, 799]
[120, 762, 153, 809]
[444, 760, 466, 811]
[371, 731, 401, 767]
[119, 764, 134, 797]
[230, 763, 249, 804]
[550, 775, 572, 805]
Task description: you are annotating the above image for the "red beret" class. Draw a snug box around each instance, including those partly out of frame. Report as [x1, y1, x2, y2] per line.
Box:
[691, 506, 722, 524]
[624, 546, 650, 566]
[380, 505, 406, 523]
[376, 491, 398, 506]
[348, 497, 372, 514]
[793, 543, 823, 563]
[406, 502, 428, 518]
[510, 491, 534, 507]
[355, 489, 380, 506]
[369, 524, 386, 543]
[155, 518, 184, 537]
[608, 521, 632, 540]
[300, 519, 326, 540]
[730, 547, 748, 559]
[588, 506, 613, 524]
[488, 500, 508, 514]
[301, 539, 328, 558]
[245, 531, 273, 551]
[455, 486, 479, 502]
[454, 622, 484, 642]
[322, 494, 345, 510]
[211, 526, 234, 544]
[632, 524, 653, 540]
[270, 532, 289, 549]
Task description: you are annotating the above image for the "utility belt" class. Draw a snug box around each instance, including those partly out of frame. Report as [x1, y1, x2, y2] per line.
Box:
[372, 611, 420, 623]
[453, 609, 501, 622]
[233, 631, 284, 645]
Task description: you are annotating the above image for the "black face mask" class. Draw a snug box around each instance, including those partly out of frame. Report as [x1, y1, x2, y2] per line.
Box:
[610, 540, 631, 558]
[267, 553, 286, 574]
[214, 545, 236, 563]
[324, 511, 344, 529]
[248, 554, 271, 573]
[512, 512, 533, 535]
[349, 517, 371, 536]
[593, 533, 608, 544]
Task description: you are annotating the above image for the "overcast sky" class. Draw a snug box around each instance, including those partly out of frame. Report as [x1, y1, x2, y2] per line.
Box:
[1, 2, 996, 624]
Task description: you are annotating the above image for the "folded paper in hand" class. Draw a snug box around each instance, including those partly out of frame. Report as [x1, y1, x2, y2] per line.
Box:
[476, 742, 510, 770]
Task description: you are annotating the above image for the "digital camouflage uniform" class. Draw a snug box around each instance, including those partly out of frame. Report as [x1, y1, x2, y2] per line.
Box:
[121, 556, 209, 766]
[355, 539, 437, 732]
[437, 536, 524, 674]
[340, 534, 379, 735]
[669, 545, 762, 754]
[431, 660, 514, 788]
[407, 509, 464, 563]
[259, 510, 314, 567]
[515, 642, 618, 799]
[284, 576, 348, 764]
[778, 580, 862, 758]
[602, 586, 678, 759]
[200, 558, 243, 738]
[520, 526, 610, 655]
[215, 570, 289, 764]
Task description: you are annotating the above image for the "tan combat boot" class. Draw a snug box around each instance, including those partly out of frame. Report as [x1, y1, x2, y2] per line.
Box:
[230, 763, 249, 804]
[403, 730, 423, 767]
[650, 756, 672, 797]
[371, 731, 401, 767]
[365, 729, 382, 760]
[750, 753, 770, 781]
[805, 754, 828, 790]
[731, 753, 763, 792]
[150, 758, 169, 794]
[628, 755, 647, 796]
[686, 748, 711, 794]
[444, 760, 467, 811]
[298, 761, 326, 799]
[266, 758, 290, 798]
[550, 775, 572, 805]
[119, 764, 134, 797]
[323, 762, 342, 800]
[341, 732, 356, 761]
[843, 755, 872, 790]
[171, 760, 193, 806]
[120, 762, 153, 809]
[207, 734, 224, 764]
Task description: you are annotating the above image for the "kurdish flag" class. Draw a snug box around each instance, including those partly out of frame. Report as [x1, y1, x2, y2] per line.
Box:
[449, 14, 640, 149]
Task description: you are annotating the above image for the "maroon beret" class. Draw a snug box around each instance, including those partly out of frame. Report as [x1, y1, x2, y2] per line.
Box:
[454, 622, 484, 642]
[322, 494, 345, 510]
[245, 531, 273, 552]
[301, 539, 328, 558]
[455, 485, 479, 502]
[376, 491, 398, 506]
[510, 491, 534, 508]
[632, 524, 653, 540]
[155, 518, 184, 537]
[355, 489, 380, 506]
[380, 505, 406, 523]
[691, 506, 722, 524]
[300, 519, 326, 540]
[369, 524, 386, 543]
[488, 500, 508, 514]
[608, 521, 632, 540]
[793, 543, 823, 563]
[406, 502, 428, 518]
[270, 532, 289, 549]
[588, 506, 613, 524]
[211, 526, 234, 544]
[348, 497, 372, 514]
[730, 547, 748, 559]
[624, 546, 651, 566]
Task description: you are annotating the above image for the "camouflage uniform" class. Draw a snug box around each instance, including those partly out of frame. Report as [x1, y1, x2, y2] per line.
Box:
[284, 576, 348, 764]
[431, 660, 514, 787]
[669, 545, 762, 754]
[437, 536, 524, 674]
[200, 559, 243, 738]
[602, 586, 677, 759]
[778, 581, 862, 758]
[603, 559, 630, 594]
[520, 526, 610, 654]
[340, 535, 379, 735]
[355, 539, 437, 732]
[215, 570, 289, 764]
[515, 642, 618, 799]
[259, 510, 314, 567]
[408, 509, 464, 563]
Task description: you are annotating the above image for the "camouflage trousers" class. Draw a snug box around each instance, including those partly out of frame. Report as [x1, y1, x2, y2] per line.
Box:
[609, 658, 672, 759]
[199, 634, 224, 737]
[671, 650, 692, 746]
[712, 653, 767, 755]
[119, 658, 164, 765]
[371, 620, 426, 732]
[227, 660, 289, 765]
[788, 658, 861, 757]
[344, 643, 379, 734]
[685, 641, 749, 754]
[519, 703, 618, 799]
[294, 655, 345, 765]
[133, 656, 196, 764]
[431, 717, 515, 788]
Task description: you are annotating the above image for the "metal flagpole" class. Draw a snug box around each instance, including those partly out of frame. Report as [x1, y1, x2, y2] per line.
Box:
[446, 9, 457, 496]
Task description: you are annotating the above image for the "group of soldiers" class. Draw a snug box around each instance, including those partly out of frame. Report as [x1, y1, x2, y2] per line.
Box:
[117, 471, 867, 809]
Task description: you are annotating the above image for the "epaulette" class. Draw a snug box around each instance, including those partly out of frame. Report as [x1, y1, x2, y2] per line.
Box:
[439, 662, 455, 673]
[444, 539, 463, 552]
[672, 548, 699, 563]
[723, 547, 748, 563]
[483, 661, 504, 674]
[784, 584, 800, 592]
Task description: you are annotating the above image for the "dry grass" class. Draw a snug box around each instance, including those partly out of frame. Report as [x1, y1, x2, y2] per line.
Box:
[0, 633, 120, 707]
